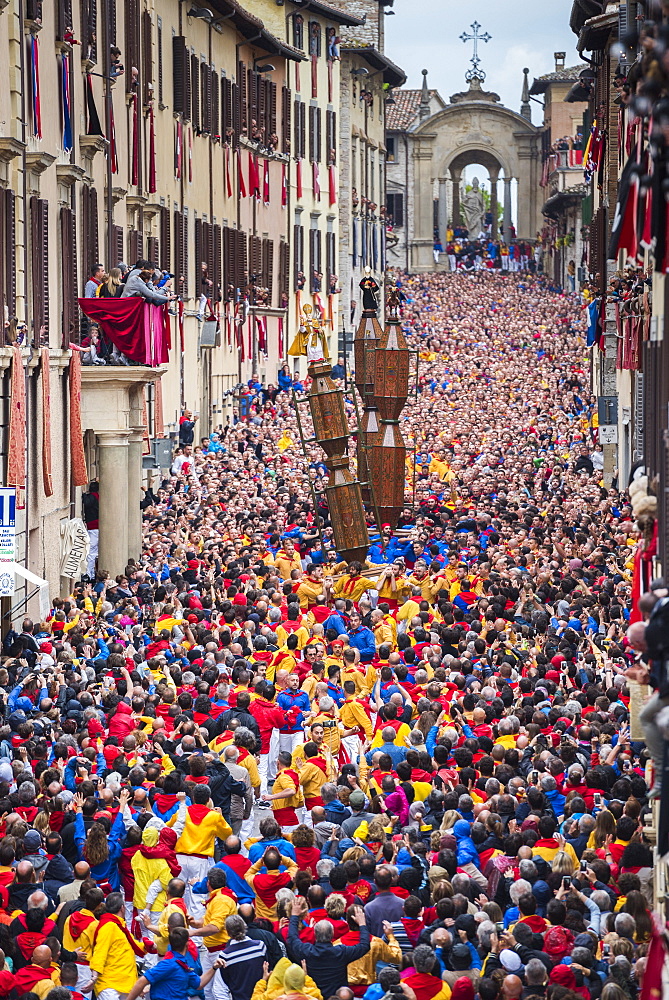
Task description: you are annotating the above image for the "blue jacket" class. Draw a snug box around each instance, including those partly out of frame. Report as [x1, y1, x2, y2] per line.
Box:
[347, 626, 375, 663]
[248, 837, 296, 864]
[74, 810, 126, 891]
[192, 857, 255, 903]
[364, 742, 407, 768]
[322, 613, 348, 636]
[276, 689, 311, 733]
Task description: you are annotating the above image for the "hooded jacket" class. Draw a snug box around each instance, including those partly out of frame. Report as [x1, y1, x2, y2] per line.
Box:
[453, 820, 479, 867]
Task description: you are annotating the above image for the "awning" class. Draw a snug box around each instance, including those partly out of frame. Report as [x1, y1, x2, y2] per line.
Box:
[7, 562, 50, 620]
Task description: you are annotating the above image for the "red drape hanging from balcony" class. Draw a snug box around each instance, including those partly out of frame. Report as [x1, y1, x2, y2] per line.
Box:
[6, 346, 26, 488]
[69, 351, 89, 488]
[77, 298, 170, 367]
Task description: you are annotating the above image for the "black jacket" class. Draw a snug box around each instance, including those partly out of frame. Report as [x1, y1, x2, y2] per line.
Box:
[204, 761, 248, 816]
[287, 915, 370, 998]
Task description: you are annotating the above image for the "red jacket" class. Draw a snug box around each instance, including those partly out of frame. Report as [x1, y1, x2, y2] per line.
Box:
[249, 698, 285, 753]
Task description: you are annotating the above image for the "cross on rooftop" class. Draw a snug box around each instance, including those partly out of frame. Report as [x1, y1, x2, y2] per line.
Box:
[460, 21, 492, 82]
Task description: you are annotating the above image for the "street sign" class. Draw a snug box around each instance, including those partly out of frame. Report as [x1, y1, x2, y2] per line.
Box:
[0, 488, 16, 597]
[598, 396, 618, 426]
[599, 426, 618, 445]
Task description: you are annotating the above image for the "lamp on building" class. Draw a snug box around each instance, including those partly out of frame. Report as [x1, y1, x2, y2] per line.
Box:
[351, 68, 369, 76]
[254, 63, 276, 73]
[187, 6, 214, 19]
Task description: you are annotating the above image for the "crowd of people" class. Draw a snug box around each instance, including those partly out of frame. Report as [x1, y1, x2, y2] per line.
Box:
[0, 268, 662, 1000]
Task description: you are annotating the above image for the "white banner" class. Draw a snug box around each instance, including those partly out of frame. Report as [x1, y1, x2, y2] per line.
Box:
[60, 518, 90, 580]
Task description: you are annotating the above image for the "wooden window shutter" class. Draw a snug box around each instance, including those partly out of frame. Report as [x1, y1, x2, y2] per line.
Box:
[30, 197, 49, 345]
[212, 223, 222, 301]
[142, 10, 153, 106]
[174, 210, 183, 294]
[160, 206, 171, 271]
[300, 103, 306, 159]
[26, 0, 43, 21]
[182, 212, 189, 296]
[57, 0, 74, 41]
[108, 0, 116, 45]
[326, 230, 335, 290]
[111, 224, 124, 266]
[268, 82, 277, 146]
[124, 0, 140, 95]
[223, 226, 232, 299]
[222, 77, 232, 144]
[157, 17, 163, 106]
[282, 87, 291, 155]
[259, 75, 267, 141]
[316, 228, 322, 277]
[238, 62, 247, 135]
[293, 224, 303, 291]
[294, 99, 301, 157]
[129, 230, 140, 266]
[81, 0, 97, 63]
[191, 54, 200, 131]
[237, 229, 248, 292]
[279, 239, 289, 304]
[7, 191, 16, 315]
[147, 236, 158, 264]
[0, 192, 6, 320]
[263, 238, 274, 305]
[194, 218, 203, 296]
[316, 107, 322, 162]
[82, 185, 99, 268]
[326, 110, 336, 164]
[212, 70, 220, 140]
[249, 68, 259, 135]
[60, 206, 78, 347]
[173, 36, 190, 117]
[309, 104, 318, 163]
[231, 82, 241, 145]
[309, 228, 316, 290]
[202, 61, 212, 135]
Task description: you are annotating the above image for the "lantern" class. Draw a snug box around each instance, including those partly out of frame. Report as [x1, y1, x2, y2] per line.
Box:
[308, 360, 349, 460]
[326, 456, 371, 564]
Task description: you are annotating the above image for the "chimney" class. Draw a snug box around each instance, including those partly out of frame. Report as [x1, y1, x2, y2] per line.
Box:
[554, 51, 566, 71]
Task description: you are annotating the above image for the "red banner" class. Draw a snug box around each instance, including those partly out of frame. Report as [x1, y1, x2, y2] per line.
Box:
[69, 351, 89, 488]
[7, 346, 26, 488]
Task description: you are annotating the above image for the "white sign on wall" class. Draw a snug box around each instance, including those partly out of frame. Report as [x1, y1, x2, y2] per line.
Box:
[0, 488, 16, 598]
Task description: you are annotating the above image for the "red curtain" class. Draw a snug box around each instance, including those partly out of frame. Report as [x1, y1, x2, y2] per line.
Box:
[78, 298, 169, 366]
[7, 346, 26, 488]
[69, 351, 89, 488]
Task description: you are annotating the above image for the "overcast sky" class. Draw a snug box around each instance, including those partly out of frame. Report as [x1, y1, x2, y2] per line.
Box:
[385, 0, 579, 120]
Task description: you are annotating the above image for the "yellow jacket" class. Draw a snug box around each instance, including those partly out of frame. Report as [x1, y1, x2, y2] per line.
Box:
[272, 767, 304, 810]
[131, 851, 172, 910]
[90, 914, 142, 993]
[276, 623, 310, 650]
[274, 552, 303, 580]
[169, 804, 232, 856]
[339, 698, 373, 739]
[370, 722, 411, 750]
[396, 599, 421, 623]
[334, 574, 373, 603]
[296, 577, 324, 609]
[251, 957, 322, 1000]
[343, 930, 402, 987]
[63, 909, 98, 961]
[299, 760, 330, 800]
[202, 887, 237, 950]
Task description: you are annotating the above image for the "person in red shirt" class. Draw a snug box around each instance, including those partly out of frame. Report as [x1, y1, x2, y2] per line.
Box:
[249, 681, 285, 795]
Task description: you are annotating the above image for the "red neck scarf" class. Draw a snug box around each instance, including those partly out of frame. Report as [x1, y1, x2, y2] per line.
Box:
[93, 912, 145, 957]
[140, 828, 181, 876]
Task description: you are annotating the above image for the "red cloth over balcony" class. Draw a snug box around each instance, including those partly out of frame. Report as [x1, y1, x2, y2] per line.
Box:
[77, 298, 171, 367]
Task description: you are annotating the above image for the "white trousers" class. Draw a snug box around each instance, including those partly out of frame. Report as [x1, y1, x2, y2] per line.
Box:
[279, 731, 304, 755]
[448, 255, 456, 271]
[201, 948, 225, 1000]
[87, 528, 99, 577]
[343, 734, 361, 764]
[178, 853, 212, 919]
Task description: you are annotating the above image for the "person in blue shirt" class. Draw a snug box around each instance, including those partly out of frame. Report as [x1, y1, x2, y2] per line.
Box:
[346, 612, 376, 663]
[277, 364, 293, 392]
[277, 674, 311, 748]
[247, 816, 297, 863]
[126, 926, 222, 1000]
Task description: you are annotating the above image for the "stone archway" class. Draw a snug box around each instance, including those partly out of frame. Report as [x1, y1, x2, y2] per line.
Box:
[442, 148, 506, 241]
[408, 80, 541, 271]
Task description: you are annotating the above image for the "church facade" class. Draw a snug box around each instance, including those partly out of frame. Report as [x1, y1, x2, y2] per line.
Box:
[386, 69, 543, 272]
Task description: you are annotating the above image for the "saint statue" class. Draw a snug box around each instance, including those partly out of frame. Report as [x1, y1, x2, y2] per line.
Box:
[359, 266, 380, 314]
[288, 304, 330, 364]
[461, 177, 486, 236]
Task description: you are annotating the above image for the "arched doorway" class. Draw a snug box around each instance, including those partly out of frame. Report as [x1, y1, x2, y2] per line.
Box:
[443, 149, 504, 240]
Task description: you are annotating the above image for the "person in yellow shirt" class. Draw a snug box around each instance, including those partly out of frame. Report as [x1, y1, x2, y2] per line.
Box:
[63, 886, 103, 991]
[276, 608, 310, 650]
[169, 788, 233, 913]
[274, 540, 303, 581]
[341, 646, 375, 696]
[296, 565, 328, 610]
[269, 635, 300, 679]
[15, 946, 60, 1000]
[297, 740, 331, 810]
[340, 681, 373, 761]
[90, 893, 145, 998]
[188, 867, 237, 988]
[396, 595, 422, 627]
[373, 563, 412, 611]
[143, 878, 191, 956]
[132, 827, 173, 932]
[370, 609, 395, 649]
[333, 561, 374, 604]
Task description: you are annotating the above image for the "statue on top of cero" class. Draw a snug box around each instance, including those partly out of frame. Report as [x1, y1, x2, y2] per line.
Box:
[288, 304, 330, 366]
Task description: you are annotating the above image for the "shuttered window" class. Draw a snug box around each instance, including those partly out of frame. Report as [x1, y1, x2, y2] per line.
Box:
[124, 0, 140, 96]
[0, 190, 17, 320]
[238, 61, 247, 136]
[326, 231, 335, 294]
[111, 224, 124, 266]
[279, 240, 289, 306]
[212, 70, 220, 140]
[57, 0, 73, 41]
[81, 0, 97, 63]
[201, 61, 212, 135]
[309, 21, 321, 57]
[26, 0, 43, 21]
[30, 196, 49, 346]
[174, 211, 184, 296]
[231, 82, 241, 146]
[129, 227, 144, 265]
[293, 224, 304, 292]
[81, 185, 99, 278]
[293, 15, 304, 50]
[157, 17, 163, 106]
[262, 239, 274, 306]
[281, 87, 292, 155]
[191, 54, 200, 131]
[248, 68, 260, 138]
[159, 206, 171, 271]
[387, 192, 404, 227]
[212, 223, 222, 303]
[249, 234, 263, 303]
[222, 76, 232, 144]
[294, 99, 306, 159]
[309, 226, 321, 294]
[172, 36, 191, 118]
[308, 106, 321, 162]
[266, 80, 277, 147]
[195, 217, 203, 282]
[142, 10, 153, 106]
[326, 110, 336, 164]
[147, 236, 158, 266]
[60, 206, 78, 347]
